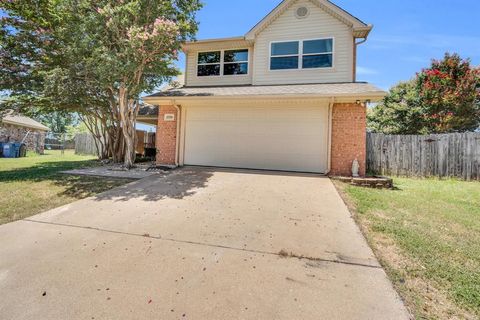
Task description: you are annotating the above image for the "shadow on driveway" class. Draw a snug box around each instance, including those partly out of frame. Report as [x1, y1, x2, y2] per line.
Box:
[91, 166, 327, 203]
[92, 168, 214, 202]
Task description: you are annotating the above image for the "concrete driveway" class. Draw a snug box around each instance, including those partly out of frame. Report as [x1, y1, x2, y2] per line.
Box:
[0, 167, 410, 319]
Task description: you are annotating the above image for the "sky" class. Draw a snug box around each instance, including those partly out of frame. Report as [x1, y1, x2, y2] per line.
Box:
[3, 1, 480, 130]
[3, 1, 479, 91]
[177, 0, 480, 90]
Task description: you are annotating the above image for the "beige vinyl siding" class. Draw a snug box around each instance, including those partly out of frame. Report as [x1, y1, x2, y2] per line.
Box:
[185, 47, 254, 87]
[252, 0, 354, 85]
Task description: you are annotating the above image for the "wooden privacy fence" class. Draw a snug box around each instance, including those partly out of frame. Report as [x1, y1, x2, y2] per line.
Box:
[367, 133, 480, 180]
[74, 131, 153, 157]
[75, 133, 101, 156]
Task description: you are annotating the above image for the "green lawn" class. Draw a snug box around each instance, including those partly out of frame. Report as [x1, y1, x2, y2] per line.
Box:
[335, 178, 480, 320]
[0, 150, 133, 225]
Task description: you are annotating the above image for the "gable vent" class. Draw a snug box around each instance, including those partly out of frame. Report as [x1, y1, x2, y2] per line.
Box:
[295, 6, 309, 19]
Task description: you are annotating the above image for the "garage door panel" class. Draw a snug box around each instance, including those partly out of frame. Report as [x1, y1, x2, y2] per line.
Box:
[184, 104, 329, 173]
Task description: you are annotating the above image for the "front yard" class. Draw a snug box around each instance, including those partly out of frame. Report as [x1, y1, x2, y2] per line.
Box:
[335, 178, 480, 320]
[0, 150, 133, 225]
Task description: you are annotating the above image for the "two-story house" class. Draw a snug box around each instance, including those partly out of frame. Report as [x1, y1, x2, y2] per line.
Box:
[142, 0, 385, 176]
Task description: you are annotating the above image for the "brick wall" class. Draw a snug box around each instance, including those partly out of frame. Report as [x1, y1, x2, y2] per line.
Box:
[0, 123, 46, 154]
[330, 103, 366, 176]
[156, 105, 178, 165]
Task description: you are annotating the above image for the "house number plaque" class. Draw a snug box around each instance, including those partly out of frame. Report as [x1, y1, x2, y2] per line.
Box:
[164, 114, 175, 121]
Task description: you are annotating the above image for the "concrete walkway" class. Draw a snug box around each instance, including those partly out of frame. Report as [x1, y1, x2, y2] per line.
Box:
[0, 167, 410, 319]
[61, 163, 165, 179]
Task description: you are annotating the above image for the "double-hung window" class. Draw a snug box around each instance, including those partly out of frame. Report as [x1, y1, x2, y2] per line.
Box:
[197, 51, 221, 76]
[270, 38, 333, 70]
[302, 39, 333, 68]
[197, 49, 249, 77]
[270, 41, 300, 70]
[223, 49, 249, 75]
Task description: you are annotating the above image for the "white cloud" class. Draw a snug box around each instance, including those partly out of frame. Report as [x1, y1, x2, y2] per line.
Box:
[356, 66, 379, 75]
[370, 34, 480, 52]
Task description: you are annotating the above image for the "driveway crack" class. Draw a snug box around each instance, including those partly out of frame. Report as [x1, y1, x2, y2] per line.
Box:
[22, 219, 381, 269]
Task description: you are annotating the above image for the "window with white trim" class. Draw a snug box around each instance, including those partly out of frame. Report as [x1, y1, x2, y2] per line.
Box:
[270, 38, 333, 70]
[197, 51, 221, 76]
[223, 49, 249, 75]
[197, 49, 249, 77]
[302, 39, 333, 69]
[270, 41, 299, 70]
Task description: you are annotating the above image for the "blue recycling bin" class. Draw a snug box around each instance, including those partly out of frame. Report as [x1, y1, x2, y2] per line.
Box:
[12, 143, 22, 158]
[2, 143, 15, 158]
[0, 142, 3, 157]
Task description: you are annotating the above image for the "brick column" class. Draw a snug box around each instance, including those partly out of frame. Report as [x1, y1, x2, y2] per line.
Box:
[156, 105, 178, 165]
[330, 103, 367, 176]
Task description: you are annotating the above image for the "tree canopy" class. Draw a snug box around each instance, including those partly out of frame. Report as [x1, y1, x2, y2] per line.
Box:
[368, 53, 480, 134]
[1, 0, 202, 166]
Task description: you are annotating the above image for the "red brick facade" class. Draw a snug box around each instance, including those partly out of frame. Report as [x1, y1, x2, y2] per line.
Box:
[330, 103, 367, 177]
[155, 103, 367, 175]
[156, 105, 178, 165]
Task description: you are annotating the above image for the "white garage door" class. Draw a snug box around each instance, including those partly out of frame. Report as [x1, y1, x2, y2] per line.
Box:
[183, 103, 329, 173]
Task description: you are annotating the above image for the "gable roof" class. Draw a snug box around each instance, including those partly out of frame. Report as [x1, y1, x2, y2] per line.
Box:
[245, 0, 372, 40]
[184, 0, 372, 51]
[1, 115, 50, 131]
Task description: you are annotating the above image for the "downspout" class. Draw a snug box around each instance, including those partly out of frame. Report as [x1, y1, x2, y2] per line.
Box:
[353, 37, 368, 82]
[325, 96, 335, 175]
[355, 37, 368, 46]
[173, 103, 181, 166]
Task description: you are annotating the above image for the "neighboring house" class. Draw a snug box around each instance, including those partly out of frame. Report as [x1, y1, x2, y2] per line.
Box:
[0, 114, 50, 154]
[142, 0, 385, 176]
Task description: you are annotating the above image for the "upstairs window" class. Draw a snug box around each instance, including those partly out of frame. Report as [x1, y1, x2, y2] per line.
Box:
[270, 41, 299, 70]
[197, 51, 221, 76]
[224, 49, 249, 75]
[302, 39, 333, 69]
[197, 49, 249, 77]
[270, 38, 334, 70]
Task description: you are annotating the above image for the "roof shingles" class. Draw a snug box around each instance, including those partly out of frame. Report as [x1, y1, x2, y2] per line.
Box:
[1, 115, 50, 131]
[146, 82, 385, 98]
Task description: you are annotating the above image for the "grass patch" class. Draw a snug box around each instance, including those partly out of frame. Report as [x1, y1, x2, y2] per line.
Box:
[334, 178, 480, 320]
[0, 150, 133, 225]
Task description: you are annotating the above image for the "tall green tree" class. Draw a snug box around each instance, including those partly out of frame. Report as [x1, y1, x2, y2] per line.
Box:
[417, 53, 480, 133]
[1, 0, 202, 167]
[68, 0, 202, 167]
[33, 111, 78, 134]
[368, 53, 480, 134]
[367, 80, 426, 134]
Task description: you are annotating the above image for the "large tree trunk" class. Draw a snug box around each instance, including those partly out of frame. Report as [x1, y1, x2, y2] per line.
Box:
[117, 85, 139, 169]
[82, 114, 106, 160]
[105, 94, 126, 164]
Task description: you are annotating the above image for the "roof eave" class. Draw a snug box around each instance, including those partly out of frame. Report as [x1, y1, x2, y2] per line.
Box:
[245, 0, 294, 40]
[353, 25, 373, 38]
[2, 119, 50, 131]
[246, 0, 371, 40]
[143, 91, 386, 105]
[182, 36, 253, 52]
[182, 1, 373, 48]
